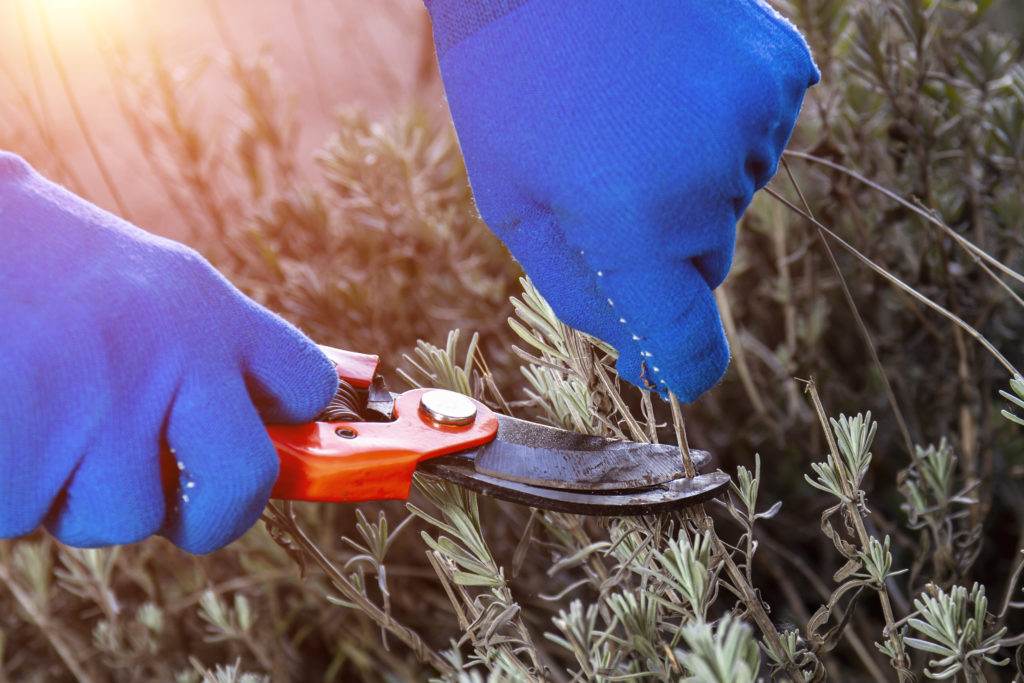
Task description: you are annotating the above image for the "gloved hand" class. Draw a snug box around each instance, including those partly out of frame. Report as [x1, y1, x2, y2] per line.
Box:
[425, 0, 819, 400]
[0, 153, 338, 553]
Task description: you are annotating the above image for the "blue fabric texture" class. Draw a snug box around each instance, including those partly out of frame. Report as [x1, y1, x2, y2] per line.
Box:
[426, 0, 819, 400]
[0, 153, 338, 553]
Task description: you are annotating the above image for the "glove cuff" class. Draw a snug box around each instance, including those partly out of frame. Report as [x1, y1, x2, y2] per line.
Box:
[423, 0, 535, 57]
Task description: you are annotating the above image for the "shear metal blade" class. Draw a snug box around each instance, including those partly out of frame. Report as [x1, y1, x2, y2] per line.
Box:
[473, 414, 710, 491]
[416, 452, 730, 515]
[415, 413, 730, 513]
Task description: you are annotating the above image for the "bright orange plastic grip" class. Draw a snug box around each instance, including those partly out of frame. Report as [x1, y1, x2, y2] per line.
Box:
[266, 348, 499, 503]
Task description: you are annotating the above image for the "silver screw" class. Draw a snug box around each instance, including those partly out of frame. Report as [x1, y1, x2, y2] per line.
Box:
[419, 390, 477, 427]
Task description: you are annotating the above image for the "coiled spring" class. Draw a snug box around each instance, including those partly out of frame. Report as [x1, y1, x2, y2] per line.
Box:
[316, 379, 364, 422]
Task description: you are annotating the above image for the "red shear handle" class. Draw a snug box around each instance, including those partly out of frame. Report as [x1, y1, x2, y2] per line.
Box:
[318, 346, 381, 387]
[268, 390, 498, 502]
[267, 346, 498, 502]
[161, 348, 492, 504]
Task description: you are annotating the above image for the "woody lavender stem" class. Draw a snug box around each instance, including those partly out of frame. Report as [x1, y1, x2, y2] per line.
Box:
[263, 502, 453, 676]
[0, 557, 94, 683]
[669, 393, 805, 681]
[805, 382, 908, 679]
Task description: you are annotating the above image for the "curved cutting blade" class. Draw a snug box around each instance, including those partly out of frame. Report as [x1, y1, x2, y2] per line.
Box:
[416, 452, 730, 515]
[473, 414, 710, 491]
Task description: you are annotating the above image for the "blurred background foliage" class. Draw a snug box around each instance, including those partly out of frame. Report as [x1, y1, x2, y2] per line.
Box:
[210, 108, 522, 388]
[3, 0, 1024, 680]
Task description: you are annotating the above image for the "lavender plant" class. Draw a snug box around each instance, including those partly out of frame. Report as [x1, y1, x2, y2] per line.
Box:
[3, 0, 1024, 681]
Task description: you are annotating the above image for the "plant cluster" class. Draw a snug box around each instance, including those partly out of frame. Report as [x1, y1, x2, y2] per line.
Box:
[4, 0, 1024, 681]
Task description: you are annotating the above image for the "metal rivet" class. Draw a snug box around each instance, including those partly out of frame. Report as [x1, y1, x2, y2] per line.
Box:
[607, 298, 614, 306]
[419, 390, 477, 427]
[335, 427, 357, 439]
[619, 317, 627, 324]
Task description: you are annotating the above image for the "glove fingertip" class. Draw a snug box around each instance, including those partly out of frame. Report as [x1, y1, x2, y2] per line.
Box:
[161, 381, 281, 554]
[663, 334, 730, 403]
[607, 264, 731, 402]
[246, 335, 339, 425]
[615, 333, 729, 403]
[0, 512, 44, 541]
[161, 454, 276, 555]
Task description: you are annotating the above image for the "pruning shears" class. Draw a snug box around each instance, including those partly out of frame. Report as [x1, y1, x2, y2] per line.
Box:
[267, 347, 730, 514]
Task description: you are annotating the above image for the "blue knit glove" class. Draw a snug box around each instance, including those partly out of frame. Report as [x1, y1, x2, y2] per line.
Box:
[0, 153, 338, 553]
[426, 0, 819, 400]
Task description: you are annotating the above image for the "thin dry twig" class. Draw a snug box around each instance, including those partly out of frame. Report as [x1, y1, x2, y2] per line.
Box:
[785, 150, 1024, 288]
[766, 187, 1020, 378]
[777, 158, 915, 460]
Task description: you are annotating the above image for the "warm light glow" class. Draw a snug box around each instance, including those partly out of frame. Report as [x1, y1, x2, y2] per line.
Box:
[13, 0, 139, 59]
[34, 0, 131, 13]
[33, 0, 136, 25]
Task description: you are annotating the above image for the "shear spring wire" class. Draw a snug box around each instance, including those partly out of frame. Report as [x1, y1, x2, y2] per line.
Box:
[316, 379, 364, 422]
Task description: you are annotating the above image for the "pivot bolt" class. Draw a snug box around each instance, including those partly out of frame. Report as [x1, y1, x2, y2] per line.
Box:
[419, 390, 477, 427]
